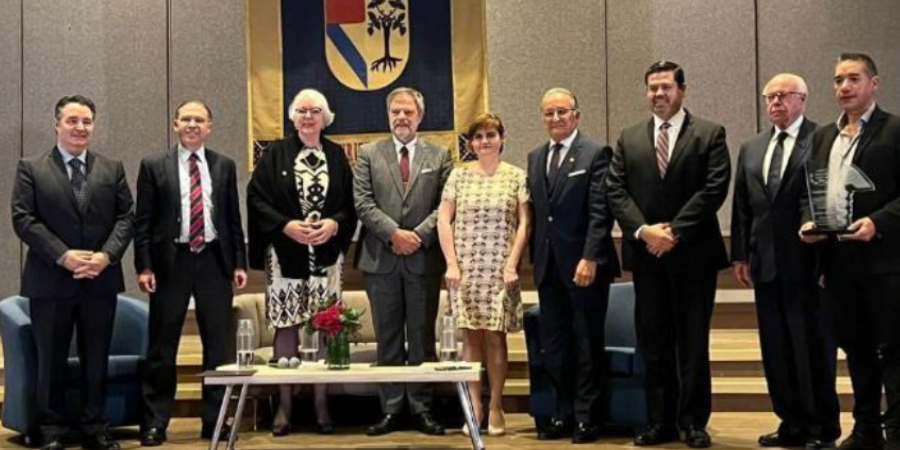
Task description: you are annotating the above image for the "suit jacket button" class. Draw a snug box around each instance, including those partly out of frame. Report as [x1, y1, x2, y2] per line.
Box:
[548, 216, 554, 223]
[176, 218, 181, 223]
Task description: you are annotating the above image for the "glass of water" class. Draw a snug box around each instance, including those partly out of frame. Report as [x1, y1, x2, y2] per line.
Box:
[439, 315, 459, 363]
[236, 319, 255, 368]
[300, 329, 320, 363]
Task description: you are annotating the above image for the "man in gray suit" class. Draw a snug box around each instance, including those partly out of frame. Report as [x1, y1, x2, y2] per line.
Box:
[354, 87, 453, 436]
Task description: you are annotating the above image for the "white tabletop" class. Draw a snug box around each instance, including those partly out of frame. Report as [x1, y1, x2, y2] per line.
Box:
[203, 362, 482, 385]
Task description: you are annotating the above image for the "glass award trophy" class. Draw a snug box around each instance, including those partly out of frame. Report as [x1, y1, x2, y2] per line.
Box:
[803, 162, 875, 235]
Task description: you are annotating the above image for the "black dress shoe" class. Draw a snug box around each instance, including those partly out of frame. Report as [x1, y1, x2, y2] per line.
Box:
[139, 427, 167, 447]
[316, 423, 335, 435]
[201, 423, 235, 441]
[414, 412, 445, 436]
[572, 422, 601, 444]
[271, 421, 291, 437]
[759, 430, 805, 447]
[537, 418, 572, 440]
[82, 432, 121, 450]
[805, 437, 836, 450]
[685, 427, 712, 448]
[634, 424, 680, 446]
[367, 414, 403, 436]
[838, 430, 885, 450]
[41, 437, 65, 450]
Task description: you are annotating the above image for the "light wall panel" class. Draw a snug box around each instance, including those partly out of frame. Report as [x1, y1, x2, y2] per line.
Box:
[0, 0, 23, 298]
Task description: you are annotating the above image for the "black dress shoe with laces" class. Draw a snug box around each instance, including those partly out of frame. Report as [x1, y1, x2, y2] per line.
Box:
[759, 430, 805, 447]
[414, 412, 445, 436]
[139, 427, 167, 447]
[82, 432, 121, 450]
[838, 430, 885, 450]
[634, 424, 680, 446]
[572, 422, 600, 444]
[367, 414, 403, 436]
[537, 418, 572, 440]
[41, 437, 65, 450]
[316, 423, 335, 435]
[685, 427, 712, 448]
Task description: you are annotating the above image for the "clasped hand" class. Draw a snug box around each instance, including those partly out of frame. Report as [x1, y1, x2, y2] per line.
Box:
[63, 250, 110, 279]
[283, 218, 338, 246]
[640, 223, 677, 257]
[391, 229, 421, 255]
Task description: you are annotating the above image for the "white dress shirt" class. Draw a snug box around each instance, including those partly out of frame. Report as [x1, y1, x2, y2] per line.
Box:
[653, 107, 687, 159]
[546, 129, 579, 174]
[762, 115, 804, 185]
[825, 102, 877, 225]
[393, 135, 418, 164]
[178, 145, 217, 243]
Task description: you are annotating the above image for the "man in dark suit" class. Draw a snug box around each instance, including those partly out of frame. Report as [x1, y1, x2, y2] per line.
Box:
[732, 74, 840, 450]
[800, 53, 900, 450]
[606, 61, 730, 448]
[354, 87, 453, 436]
[11, 95, 134, 450]
[526, 87, 621, 444]
[134, 100, 247, 446]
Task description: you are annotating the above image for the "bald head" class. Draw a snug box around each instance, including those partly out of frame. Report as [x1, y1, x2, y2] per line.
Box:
[763, 73, 808, 130]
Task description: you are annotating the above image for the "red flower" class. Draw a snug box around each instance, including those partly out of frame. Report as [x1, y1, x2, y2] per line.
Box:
[312, 304, 343, 336]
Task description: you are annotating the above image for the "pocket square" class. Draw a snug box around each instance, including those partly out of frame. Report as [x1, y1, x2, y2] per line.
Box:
[568, 169, 587, 177]
[421, 168, 435, 174]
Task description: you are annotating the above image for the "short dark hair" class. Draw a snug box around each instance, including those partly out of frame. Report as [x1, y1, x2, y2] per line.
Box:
[55, 95, 96, 120]
[645, 61, 686, 87]
[466, 112, 506, 154]
[174, 100, 213, 120]
[839, 53, 878, 77]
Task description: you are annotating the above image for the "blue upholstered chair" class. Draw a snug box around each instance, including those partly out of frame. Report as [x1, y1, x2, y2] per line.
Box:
[0, 295, 149, 444]
[523, 282, 647, 430]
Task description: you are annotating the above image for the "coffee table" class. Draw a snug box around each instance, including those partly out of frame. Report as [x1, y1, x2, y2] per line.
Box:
[203, 361, 484, 450]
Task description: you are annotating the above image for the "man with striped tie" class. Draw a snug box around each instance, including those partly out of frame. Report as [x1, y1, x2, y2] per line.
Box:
[134, 100, 247, 446]
[606, 61, 731, 449]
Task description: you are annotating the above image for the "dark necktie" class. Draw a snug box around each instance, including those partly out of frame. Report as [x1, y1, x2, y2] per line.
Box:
[399, 146, 410, 190]
[656, 122, 671, 178]
[548, 142, 563, 192]
[767, 131, 789, 196]
[188, 153, 206, 252]
[68, 158, 87, 212]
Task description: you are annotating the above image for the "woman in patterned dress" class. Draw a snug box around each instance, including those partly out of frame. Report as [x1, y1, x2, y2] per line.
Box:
[247, 89, 356, 436]
[437, 113, 531, 436]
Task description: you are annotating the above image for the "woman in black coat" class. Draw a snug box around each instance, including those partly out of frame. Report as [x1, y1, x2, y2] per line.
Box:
[247, 88, 356, 435]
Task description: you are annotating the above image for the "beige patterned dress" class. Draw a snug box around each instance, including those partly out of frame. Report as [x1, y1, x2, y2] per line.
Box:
[443, 161, 529, 333]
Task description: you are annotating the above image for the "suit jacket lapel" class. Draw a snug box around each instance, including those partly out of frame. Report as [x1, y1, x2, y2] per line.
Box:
[532, 147, 550, 208]
[380, 141, 404, 196]
[404, 141, 427, 199]
[165, 148, 182, 218]
[50, 147, 81, 216]
[776, 119, 815, 200]
[666, 112, 693, 175]
[751, 130, 773, 195]
[81, 152, 96, 215]
[550, 134, 582, 203]
[205, 149, 221, 227]
[853, 106, 887, 164]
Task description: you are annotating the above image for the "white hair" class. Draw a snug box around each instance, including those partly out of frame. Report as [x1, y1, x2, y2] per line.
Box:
[541, 87, 580, 110]
[765, 73, 809, 96]
[287, 89, 335, 127]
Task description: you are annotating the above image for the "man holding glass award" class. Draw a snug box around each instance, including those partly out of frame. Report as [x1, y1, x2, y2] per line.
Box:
[801, 53, 900, 450]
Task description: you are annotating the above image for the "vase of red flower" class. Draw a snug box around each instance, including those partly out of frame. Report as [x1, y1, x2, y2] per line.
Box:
[303, 295, 362, 370]
[326, 331, 351, 370]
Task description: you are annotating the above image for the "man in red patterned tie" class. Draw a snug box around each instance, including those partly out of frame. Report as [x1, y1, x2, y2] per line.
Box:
[133, 100, 248, 446]
[606, 61, 731, 449]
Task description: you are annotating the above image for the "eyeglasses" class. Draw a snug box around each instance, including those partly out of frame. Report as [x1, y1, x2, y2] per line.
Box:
[762, 91, 804, 103]
[542, 108, 576, 120]
[294, 108, 323, 117]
